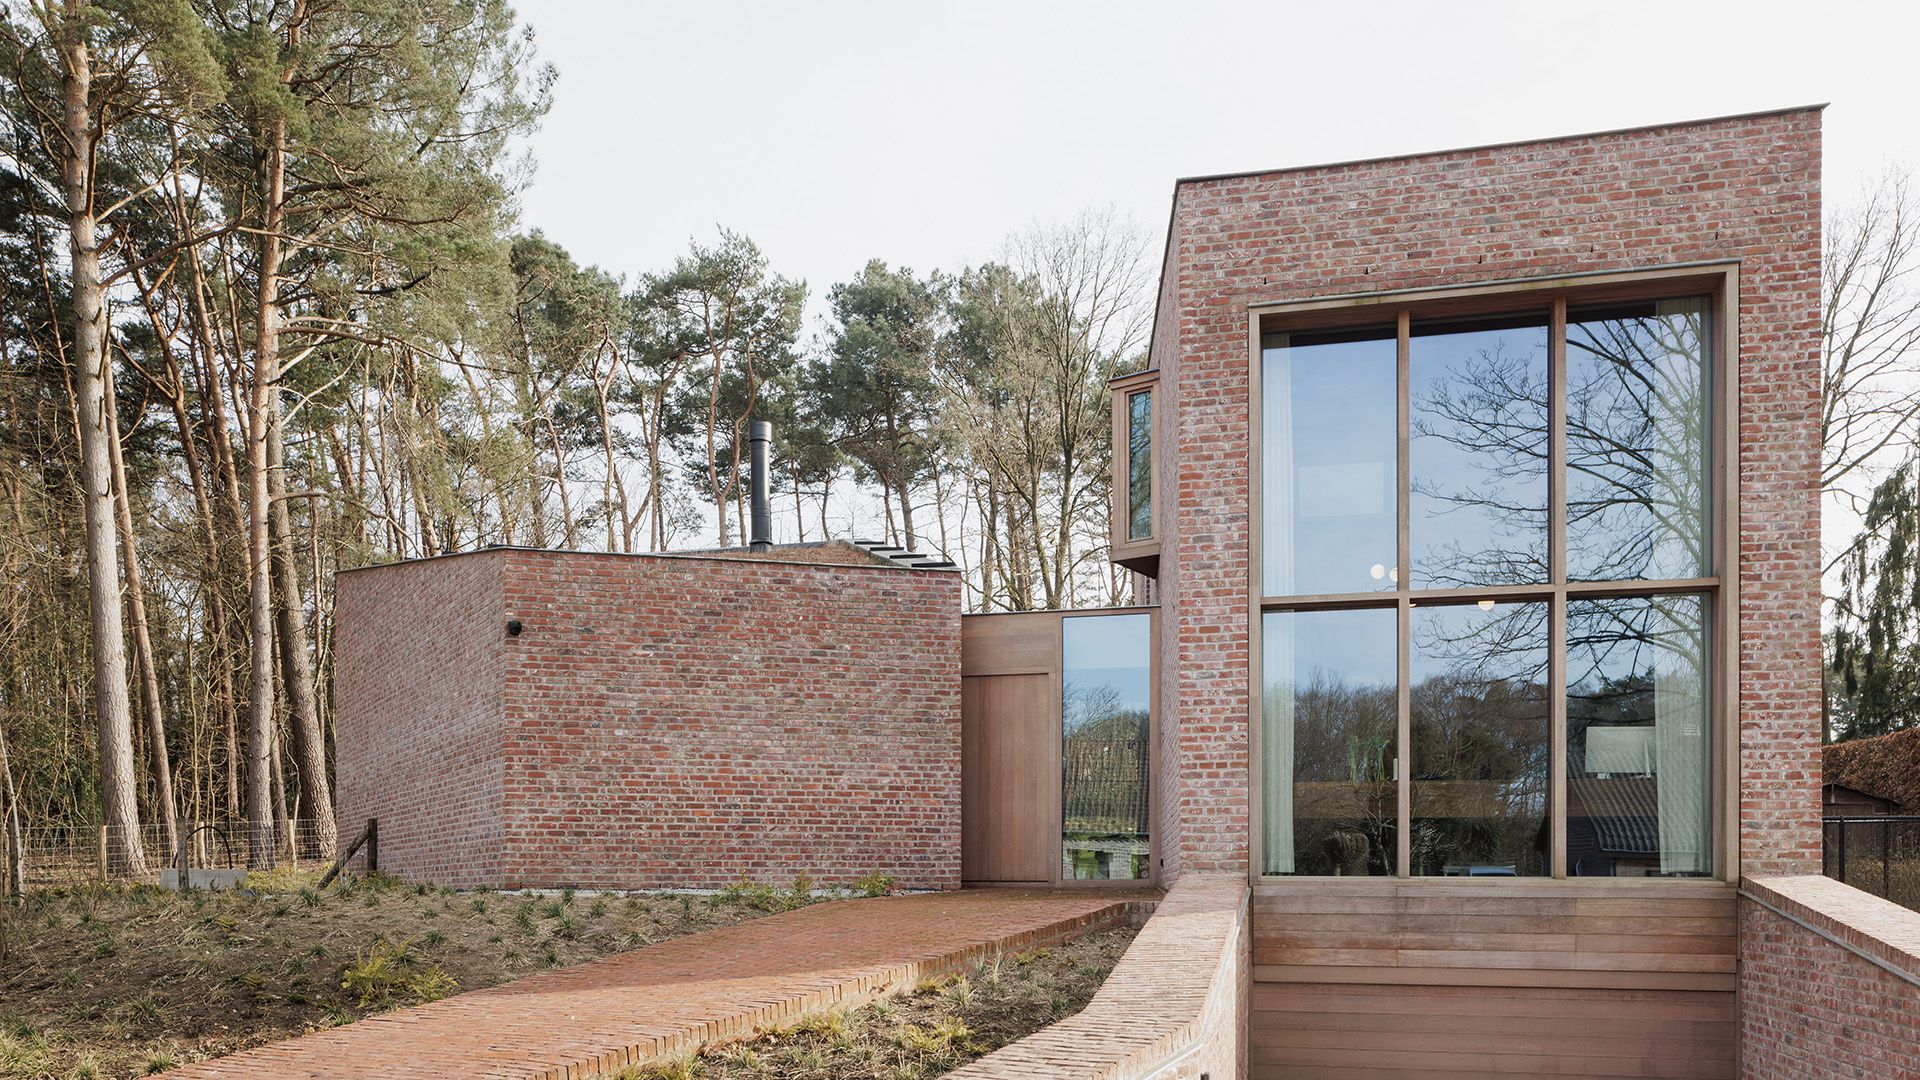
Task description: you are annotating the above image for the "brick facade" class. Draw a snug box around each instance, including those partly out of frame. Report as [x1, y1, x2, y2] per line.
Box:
[1738, 875, 1920, 1079]
[335, 545, 963, 891]
[334, 549, 507, 888]
[1151, 107, 1824, 878]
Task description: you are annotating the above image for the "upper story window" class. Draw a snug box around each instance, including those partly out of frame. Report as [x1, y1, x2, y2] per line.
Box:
[1255, 278, 1722, 881]
[1110, 368, 1159, 575]
[1126, 388, 1153, 540]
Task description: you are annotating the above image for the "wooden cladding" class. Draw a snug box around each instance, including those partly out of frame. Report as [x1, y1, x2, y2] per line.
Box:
[1250, 878, 1736, 1078]
[960, 674, 1054, 883]
[1252, 982, 1737, 1078]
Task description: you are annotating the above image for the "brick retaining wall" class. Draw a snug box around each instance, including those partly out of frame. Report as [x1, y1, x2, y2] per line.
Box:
[1738, 874, 1920, 1079]
[950, 874, 1249, 1080]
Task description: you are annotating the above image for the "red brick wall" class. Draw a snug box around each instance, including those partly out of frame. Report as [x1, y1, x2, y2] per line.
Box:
[337, 546, 962, 891]
[334, 550, 508, 888]
[1739, 875, 1920, 1078]
[1152, 108, 1824, 877]
[496, 549, 962, 891]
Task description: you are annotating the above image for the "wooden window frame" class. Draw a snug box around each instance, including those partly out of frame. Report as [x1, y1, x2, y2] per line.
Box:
[1245, 262, 1742, 885]
[1109, 368, 1160, 575]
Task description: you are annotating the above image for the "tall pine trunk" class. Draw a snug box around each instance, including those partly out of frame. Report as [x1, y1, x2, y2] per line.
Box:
[244, 112, 288, 868]
[106, 368, 177, 853]
[268, 410, 337, 856]
[59, 2, 145, 873]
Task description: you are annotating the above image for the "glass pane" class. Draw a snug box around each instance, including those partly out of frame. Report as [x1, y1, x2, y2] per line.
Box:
[1262, 608, 1397, 875]
[1262, 328, 1397, 596]
[1410, 315, 1550, 587]
[1062, 613, 1151, 880]
[1410, 602, 1550, 876]
[1566, 594, 1711, 876]
[1127, 390, 1152, 540]
[1566, 299, 1711, 581]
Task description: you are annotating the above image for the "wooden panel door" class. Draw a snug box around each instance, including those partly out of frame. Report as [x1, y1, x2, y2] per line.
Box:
[961, 673, 1055, 883]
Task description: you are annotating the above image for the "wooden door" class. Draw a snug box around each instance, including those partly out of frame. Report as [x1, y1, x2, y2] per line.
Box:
[961, 673, 1055, 883]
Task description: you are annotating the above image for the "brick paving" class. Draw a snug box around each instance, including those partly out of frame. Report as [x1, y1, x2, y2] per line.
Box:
[164, 889, 1152, 1079]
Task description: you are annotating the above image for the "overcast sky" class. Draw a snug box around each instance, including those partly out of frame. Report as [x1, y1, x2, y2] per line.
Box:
[510, 0, 1917, 307]
[508, 0, 1918, 554]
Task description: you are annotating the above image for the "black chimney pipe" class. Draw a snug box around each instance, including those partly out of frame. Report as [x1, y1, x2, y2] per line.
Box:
[748, 420, 773, 552]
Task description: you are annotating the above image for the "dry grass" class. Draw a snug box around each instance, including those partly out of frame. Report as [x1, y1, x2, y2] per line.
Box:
[0, 870, 817, 1079]
[619, 925, 1137, 1080]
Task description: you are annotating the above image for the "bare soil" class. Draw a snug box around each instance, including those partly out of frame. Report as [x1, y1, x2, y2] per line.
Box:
[0, 870, 814, 1079]
[622, 924, 1138, 1080]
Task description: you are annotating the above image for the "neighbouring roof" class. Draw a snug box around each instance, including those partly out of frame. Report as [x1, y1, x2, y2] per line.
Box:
[666, 538, 956, 570]
[337, 537, 956, 576]
[1825, 727, 1920, 813]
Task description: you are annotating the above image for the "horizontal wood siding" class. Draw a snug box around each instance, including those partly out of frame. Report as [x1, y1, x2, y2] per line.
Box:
[1251, 880, 1736, 1078]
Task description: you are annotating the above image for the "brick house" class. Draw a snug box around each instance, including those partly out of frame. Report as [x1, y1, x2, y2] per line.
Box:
[337, 107, 1920, 1078]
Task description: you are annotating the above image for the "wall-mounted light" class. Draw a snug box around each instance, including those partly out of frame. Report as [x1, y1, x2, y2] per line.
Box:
[506, 620, 523, 637]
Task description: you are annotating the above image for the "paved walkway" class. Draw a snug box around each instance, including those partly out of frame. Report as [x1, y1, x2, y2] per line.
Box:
[166, 890, 1151, 1079]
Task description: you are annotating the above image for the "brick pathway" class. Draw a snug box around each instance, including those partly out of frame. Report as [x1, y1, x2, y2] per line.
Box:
[165, 890, 1151, 1079]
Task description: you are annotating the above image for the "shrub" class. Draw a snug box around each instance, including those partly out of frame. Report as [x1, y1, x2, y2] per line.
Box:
[851, 872, 895, 898]
[339, 940, 458, 1008]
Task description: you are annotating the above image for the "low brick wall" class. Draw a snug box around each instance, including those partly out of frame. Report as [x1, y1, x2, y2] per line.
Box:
[1738, 874, 1920, 1079]
[335, 545, 963, 891]
[950, 875, 1249, 1080]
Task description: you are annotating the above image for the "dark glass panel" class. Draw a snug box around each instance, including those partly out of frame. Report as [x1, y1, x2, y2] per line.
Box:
[1261, 328, 1397, 596]
[1062, 613, 1151, 880]
[1566, 299, 1710, 581]
[1410, 314, 1550, 587]
[1410, 601, 1550, 876]
[1263, 607, 1397, 875]
[1127, 390, 1152, 541]
[1566, 594, 1711, 877]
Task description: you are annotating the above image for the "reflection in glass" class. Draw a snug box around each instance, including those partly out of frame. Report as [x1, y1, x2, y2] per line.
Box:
[1410, 602, 1549, 876]
[1263, 608, 1397, 875]
[1062, 613, 1151, 880]
[1410, 315, 1550, 587]
[1261, 329, 1397, 597]
[1566, 594, 1711, 876]
[1127, 390, 1152, 540]
[1567, 299, 1710, 581]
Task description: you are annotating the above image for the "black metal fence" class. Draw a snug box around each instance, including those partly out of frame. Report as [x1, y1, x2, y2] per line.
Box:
[1823, 815, 1920, 911]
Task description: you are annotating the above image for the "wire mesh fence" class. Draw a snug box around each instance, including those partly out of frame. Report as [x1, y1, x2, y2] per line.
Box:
[1, 818, 356, 893]
[1823, 816, 1920, 912]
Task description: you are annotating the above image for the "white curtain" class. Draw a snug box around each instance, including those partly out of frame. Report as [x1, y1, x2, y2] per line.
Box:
[1261, 337, 1297, 874]
[1648, 299, 1710, 875]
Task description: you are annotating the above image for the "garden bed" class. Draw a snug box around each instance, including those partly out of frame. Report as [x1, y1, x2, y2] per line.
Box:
[0, 871, 822, 1079]
[623, 923, 1138, 1080]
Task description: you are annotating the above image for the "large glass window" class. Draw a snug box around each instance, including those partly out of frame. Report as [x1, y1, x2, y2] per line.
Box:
[1127, 390, 1152, 541]
[1062, 613, 1151, 880]
[1566, 299, 1710, 582]
[1411, 601, 1549, 876]
[1257, 289, 1718, 880]
[1262, 608, 1397, 876]
[1566, 594, 1711, 877]
[1261, 328, 1398, 596]
[1410, 315, 1550, 588]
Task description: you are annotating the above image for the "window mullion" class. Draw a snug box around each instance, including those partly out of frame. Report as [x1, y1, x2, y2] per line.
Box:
[1396, 309, 1412, 878]
[1550, 298, 1569, 879]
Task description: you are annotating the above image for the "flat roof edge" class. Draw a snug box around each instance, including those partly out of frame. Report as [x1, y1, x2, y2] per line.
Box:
[1175, 103, 1828, 187]
[336, 542, 958, 576]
